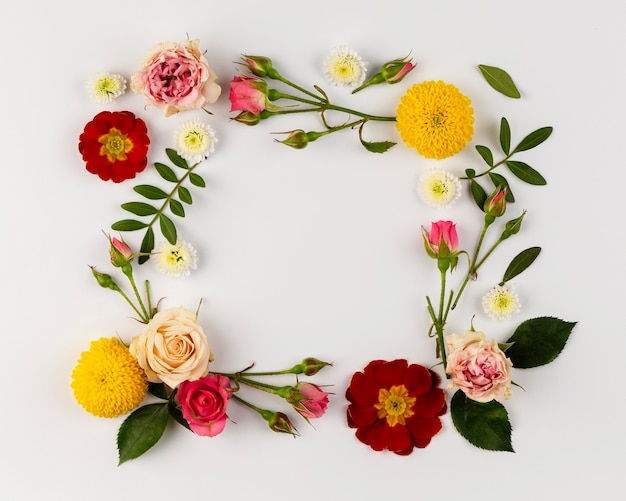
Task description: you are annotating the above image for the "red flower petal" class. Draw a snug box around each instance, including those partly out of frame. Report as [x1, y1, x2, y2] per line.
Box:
[374, 359, 408, 387]
[346, 404, 378, 428]
[406, 414, 443, 442]
[367, 420, 412, 453]
[404, 363, 434, 395]
[411, 387, 446, 418]
[346, 371, 380, 405]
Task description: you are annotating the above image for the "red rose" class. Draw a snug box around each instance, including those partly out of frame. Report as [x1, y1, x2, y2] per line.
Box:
[78, 111, 150, 183]
[177, 374, 232, 437]
[346, 359, 447, 455]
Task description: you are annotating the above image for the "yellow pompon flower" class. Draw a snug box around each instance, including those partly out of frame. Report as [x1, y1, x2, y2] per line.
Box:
[71, 337, 148, 418]
[396, 80, 474, 159]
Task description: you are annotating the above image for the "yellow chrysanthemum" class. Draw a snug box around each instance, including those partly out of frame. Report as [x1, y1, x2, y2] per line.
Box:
[71, 337, 148, 418]
[396, 80, 474, 160]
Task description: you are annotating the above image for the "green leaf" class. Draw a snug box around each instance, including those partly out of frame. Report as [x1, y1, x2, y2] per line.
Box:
[111, 219, 148, 231]
[168, 392, 192, 431]
[475, 145, 494, 167]
[470, 179, 488, 210]
[148, 382, 169, 400]
[499, 117, 511, 154]
[169, 199, 185, 218]
[121, 202, 158, 217]
[478, 64, 521, 98]
[166, 148, 189, 169]
[117, 403, 169, 465]
[360, 139, 396, 153]
[501, 247, 541, 284]
[513, 127, 553, 153]
[154, 162, 178, 182]
[505, 317, 577, 368]
[160, 214, 177, 244]
[138, 227, 155, 265]
[465, 168, 476, 178]
[189, 172, 206, 188]
[488, 172, 515, 202]
[450, 390, 514, 452]
[134, 185, 169, 200]
[178, 186, 193, 204]
[505, 161, 547, 185]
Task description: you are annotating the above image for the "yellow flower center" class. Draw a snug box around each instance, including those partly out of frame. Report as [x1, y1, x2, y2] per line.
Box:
[374, 384, 416, 427]
[99, 127, 133, 162]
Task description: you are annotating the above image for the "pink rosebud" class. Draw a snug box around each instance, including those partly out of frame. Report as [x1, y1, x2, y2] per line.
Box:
[240, 55, 274, 77]
[422, 220, 458, 258]
[177, 374, 232, 437]
[293, 382, 329, 419]
[267, 411, 298, 436]
[483, 185, 507, 224]
[229, 76, 269, 115]
[106, 234, 133, 268]
[381, 57, 416, 84]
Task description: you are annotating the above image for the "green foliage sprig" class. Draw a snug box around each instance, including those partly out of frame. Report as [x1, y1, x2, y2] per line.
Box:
[111, 148, 207, 264]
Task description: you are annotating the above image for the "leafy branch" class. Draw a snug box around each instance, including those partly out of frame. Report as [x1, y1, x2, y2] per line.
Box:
[111, 148, 207, 264]
[462, 117, 552, 210]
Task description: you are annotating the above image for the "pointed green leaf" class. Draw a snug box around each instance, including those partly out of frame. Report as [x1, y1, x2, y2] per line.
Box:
[478, 64, 521, 98]
[134, 185, 169, 200]
[111, 219, 148, 231]
[148, 382, 169, 400]
[488, 172, 515, 202]
[178, 186, 193, 204]
[505, 317, 577, 368]
[499, 117, 511, 154]
[505, 161, 547, 185]
[451, 390, 514, 452]
[360, 138, 396, 153]
[160, 214, 177, 244]
[121, 202, 158, 217]
[470, 179, 488, 211]
[169, 199, 185, 218]
[475, 145, 494, 166]
[501, 247, 541, 284]
[138, 227, 155, 265]
[117, 403, 169, 465]
[189, 172, 206, 188]
[154, 162, 178, 182]
[465, 168, 476, 178]
[166, 148, 189, 169]
[513, 127, 553, 153]
[167, 391, 192, 431]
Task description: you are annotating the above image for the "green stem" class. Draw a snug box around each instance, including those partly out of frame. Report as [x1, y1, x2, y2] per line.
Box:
[116, 288, 147, 322]
[145, 280, 153, 318]
[231, 394, 274, 421]
[451, 222, 489, 310]
[269, 91, 396, 122]
[124, 271, 149, 321]
[461, 152, 514, 180]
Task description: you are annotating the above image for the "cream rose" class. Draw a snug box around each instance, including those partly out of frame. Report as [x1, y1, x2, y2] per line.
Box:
[130, 39, 221, 117]
[130, 307, 213, 388]
[445, 330, 512, 403]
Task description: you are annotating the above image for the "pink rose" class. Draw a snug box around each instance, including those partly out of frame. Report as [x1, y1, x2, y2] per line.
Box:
[422, 220, 458, 258]
[130, 39, 221, 117]
[229, 76, 268, 115]
[445, 330, 513, 403]
[294, 382, 330, 419]
[177, 374, 232, 437]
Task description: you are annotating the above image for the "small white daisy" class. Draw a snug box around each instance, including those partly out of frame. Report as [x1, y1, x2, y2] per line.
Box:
[417, 168, 462, 208]
[482, 284, 521, 320]
[87, 73, 127, 104]
[153, 240, 198, 278]
[322, 47, 367, 87]
[175, 119, 217, 164]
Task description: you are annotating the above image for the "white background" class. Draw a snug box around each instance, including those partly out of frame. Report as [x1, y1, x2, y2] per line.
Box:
[2, 1, 623, 499]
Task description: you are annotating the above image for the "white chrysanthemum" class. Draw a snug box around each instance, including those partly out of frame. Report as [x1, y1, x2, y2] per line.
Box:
[87, 73, 127, 104]
[417, 168, 462, 208]
[175, 119, 217, 164]
[322, 47, 367, 87]
[153, 240, 198, 278]
[482, 284, 521, 320]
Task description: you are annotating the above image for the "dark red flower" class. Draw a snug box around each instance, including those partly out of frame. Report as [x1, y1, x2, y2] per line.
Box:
[78, 111, 150, 183]
[346, 359, 447, 455]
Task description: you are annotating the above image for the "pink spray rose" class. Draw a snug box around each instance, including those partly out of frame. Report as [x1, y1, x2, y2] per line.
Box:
[445, 330, 513, 403]
[293, 382, 330, 419]
[229, 75, 270, 115]
[177, 374, 232, 437]
[130, 39, 221, 117]
[422, 220, 458, 258]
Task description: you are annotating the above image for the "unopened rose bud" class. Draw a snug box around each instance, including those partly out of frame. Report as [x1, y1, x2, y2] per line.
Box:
[90, 266, 121, 292]
[108, 236, 133, 268]
[483, 186, 507, 225]
[232, 111, 261, 126]
[275, 130, 323, 149]
[267, 412, 298, 436]
[300, 357, 332, 376]
[500, 211, 527, 240]
[381, 56, 416, 84]
[241, 55, 274, 77]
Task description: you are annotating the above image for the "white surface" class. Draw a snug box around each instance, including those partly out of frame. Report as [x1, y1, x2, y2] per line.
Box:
[2, 1, 623, 499]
